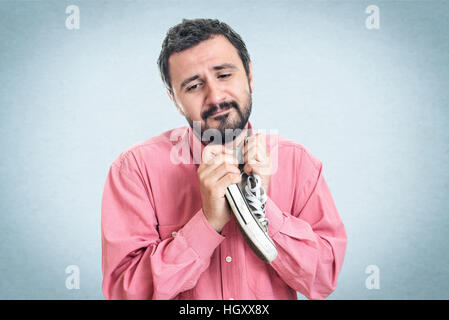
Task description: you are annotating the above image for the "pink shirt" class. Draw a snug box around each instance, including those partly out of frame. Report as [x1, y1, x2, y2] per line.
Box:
[101, 122, 347, 300]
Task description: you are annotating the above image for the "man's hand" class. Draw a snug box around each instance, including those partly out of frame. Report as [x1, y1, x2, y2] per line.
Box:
[242, 133, 273, 192]
[197, 144, 241, 233]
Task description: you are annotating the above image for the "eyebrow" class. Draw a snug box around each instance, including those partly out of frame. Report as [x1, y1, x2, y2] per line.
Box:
[213, 63, 238, 71]
[179, 63, 238, 91]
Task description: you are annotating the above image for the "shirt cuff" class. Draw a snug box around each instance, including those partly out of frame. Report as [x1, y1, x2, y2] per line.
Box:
[178, 209, 226, 260]
[265, 197, 287, 238]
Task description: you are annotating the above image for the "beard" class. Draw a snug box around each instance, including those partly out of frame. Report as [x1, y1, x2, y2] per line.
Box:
[185, 91, 252, 145]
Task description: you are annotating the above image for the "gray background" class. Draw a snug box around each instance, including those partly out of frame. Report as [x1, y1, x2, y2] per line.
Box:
[0, 0, 448, 299]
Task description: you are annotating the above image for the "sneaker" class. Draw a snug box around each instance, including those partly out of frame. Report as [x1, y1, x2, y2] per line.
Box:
[225, 148, 277, 263]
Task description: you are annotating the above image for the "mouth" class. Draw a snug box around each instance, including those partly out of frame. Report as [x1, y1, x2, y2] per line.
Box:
[211, 108, 231, 118]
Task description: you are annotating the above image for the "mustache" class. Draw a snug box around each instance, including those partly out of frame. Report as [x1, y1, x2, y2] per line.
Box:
[202, 101, 239, 120]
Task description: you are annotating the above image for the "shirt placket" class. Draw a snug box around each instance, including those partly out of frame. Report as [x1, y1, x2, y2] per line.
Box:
[219, 221, 237, 300]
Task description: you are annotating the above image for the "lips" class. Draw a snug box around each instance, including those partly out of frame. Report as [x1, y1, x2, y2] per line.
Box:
[211, 108, 231, 117]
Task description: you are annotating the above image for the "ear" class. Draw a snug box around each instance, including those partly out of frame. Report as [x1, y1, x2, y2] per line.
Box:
[248, 61, 254, 93]
[167, 89, 185, 116]
[166, 89, 174, 102]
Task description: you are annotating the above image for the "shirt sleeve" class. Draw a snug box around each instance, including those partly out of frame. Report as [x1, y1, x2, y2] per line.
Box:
[265, 147, 347, 300]
[101, 160, 225, 300]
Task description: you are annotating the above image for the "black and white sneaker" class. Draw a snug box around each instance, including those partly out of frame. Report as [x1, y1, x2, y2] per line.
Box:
[225, 150, 277, 263]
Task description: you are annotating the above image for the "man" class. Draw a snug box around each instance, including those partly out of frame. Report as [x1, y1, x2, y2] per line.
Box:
[101, 18, 347, 300]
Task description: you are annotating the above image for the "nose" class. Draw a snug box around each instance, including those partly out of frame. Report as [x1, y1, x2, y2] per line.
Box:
[205, 80, 226, 106]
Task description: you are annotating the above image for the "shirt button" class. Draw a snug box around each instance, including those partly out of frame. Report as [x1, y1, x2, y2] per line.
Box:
[225, 256, 232, 263]
[171, 231, 177, 237]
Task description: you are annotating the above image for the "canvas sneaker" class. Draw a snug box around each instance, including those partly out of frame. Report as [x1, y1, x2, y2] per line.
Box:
[225, 147, 277, 263]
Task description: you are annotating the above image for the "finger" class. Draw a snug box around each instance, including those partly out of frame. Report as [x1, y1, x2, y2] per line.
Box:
[243, 162, 272, 176]
[216, 171, 243, 191]
[204, 152, 240, 166]
[199, 153, 240, 178]
[199, 151, 234, 173]
[256, 133, 267, 151]
[243, 162, 253, 176]
[243, 143, 258, 164]
[202, 146, 230, 164]
[245, 133, 267, 151]
[243, 142, 267, 164]
[202, 144, 227, 163]
[208, 161, 242, 183]
[201, 163, 241, 194]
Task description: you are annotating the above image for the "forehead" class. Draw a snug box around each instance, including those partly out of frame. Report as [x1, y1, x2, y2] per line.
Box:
[168, 35, 242, 81]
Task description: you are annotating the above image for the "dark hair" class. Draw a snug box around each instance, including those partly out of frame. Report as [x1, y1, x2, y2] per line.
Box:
[158, 18, 251, 95]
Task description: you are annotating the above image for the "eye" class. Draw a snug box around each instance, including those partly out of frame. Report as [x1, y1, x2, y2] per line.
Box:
[218, 73, 231, 79]
[187, 83, 202, 92]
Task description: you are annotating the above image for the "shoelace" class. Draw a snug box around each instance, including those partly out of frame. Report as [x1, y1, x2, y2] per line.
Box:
[233, 143, 269, 232]
[242, 173, 269, 232]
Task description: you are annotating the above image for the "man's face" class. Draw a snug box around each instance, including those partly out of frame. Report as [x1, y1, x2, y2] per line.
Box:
[167, 35, 254, 144]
